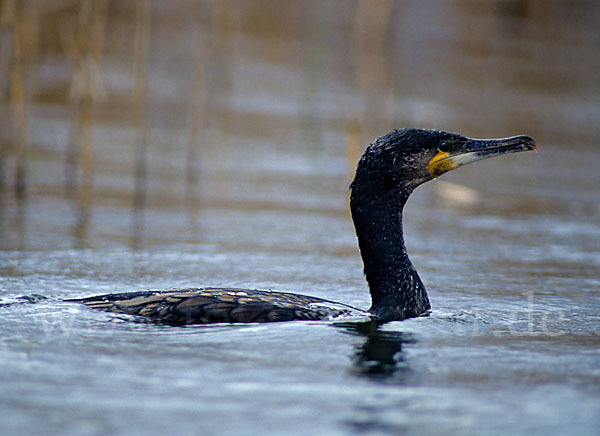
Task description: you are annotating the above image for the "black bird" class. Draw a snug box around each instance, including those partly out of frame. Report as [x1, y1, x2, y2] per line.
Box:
[67, 128, 536, 324]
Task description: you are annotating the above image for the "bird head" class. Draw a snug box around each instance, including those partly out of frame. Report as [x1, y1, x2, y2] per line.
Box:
[353, 128, 537, 196]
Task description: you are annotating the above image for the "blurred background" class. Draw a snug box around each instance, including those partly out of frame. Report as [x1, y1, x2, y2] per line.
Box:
[2, 2, 600, 435]
[1, 0, 599, 250]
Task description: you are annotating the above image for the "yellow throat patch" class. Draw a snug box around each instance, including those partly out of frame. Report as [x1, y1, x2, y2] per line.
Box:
[428, 150, 458, 178]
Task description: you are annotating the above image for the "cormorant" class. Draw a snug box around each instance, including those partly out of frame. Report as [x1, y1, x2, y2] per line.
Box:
[67, 128, 536, 324]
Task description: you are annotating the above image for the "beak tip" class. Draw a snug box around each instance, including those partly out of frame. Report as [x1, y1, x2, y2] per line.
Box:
[521, 135, 537, 152]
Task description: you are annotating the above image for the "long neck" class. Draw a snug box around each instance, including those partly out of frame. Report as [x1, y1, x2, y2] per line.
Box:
[350, 184, 430, 321]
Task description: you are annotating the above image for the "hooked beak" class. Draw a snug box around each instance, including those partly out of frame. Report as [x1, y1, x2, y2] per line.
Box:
[428, 135, 537, 178]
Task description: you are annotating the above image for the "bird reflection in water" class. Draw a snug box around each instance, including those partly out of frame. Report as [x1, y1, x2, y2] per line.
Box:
[334, 320, 415, 379]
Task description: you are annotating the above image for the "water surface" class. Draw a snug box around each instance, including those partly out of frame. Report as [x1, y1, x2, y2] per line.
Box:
[1, 1, 599, 435]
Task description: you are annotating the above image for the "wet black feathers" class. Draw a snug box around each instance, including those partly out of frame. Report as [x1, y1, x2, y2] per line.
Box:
[68, 129, 471, 324]
[67, 288, 357, 325]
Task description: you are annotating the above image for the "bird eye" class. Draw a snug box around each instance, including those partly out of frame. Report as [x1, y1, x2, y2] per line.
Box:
[438, 141, 450, 153]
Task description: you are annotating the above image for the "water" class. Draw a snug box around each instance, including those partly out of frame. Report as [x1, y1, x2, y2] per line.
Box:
[1, 1, 600, 435]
